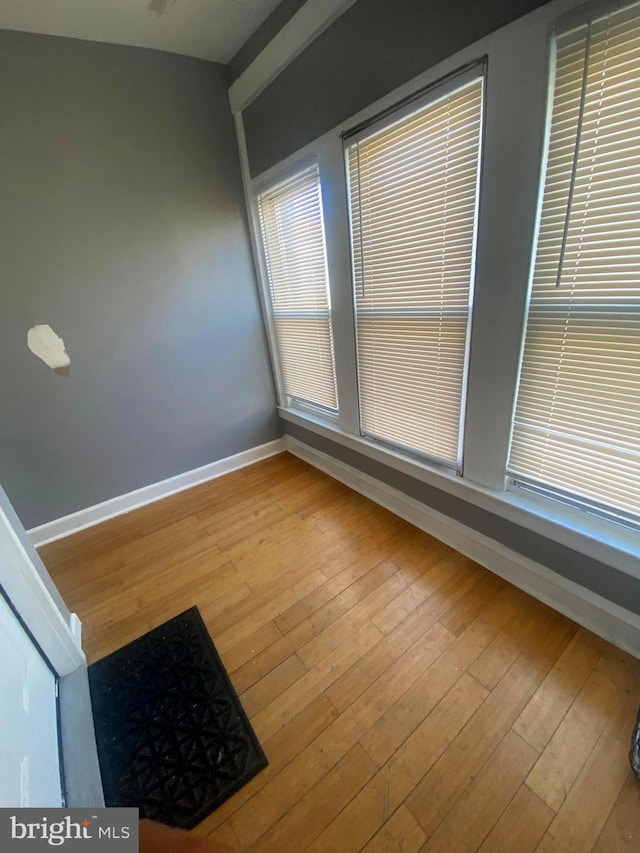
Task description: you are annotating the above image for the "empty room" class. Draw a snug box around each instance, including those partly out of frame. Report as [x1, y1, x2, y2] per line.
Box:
[1, 0, 639, 850]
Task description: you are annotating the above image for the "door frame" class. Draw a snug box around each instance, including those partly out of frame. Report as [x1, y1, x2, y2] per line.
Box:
[0, 491, 84, 678]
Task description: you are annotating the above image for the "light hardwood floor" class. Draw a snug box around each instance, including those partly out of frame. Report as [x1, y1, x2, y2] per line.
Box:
[41, 452, 640, 852]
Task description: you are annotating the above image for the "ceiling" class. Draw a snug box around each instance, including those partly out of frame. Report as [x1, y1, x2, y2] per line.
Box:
[0, 0, 284, 64]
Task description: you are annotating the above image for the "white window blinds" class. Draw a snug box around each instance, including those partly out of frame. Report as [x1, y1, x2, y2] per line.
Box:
[346, 75, 483, 467]
[258, 164, 338, 412]
[509, 3, 640, 525]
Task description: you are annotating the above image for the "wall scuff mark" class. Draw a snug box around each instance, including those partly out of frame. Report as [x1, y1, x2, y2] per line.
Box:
[148, 0, 177, 17]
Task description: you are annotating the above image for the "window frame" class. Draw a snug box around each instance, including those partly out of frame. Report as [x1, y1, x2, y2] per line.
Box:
[505, 0, 640, 531]
[253, 154, 340, 418]
[342, 63, 486, 472]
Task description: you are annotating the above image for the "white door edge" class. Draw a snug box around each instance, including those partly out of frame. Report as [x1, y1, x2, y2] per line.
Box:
[0, 502, 84, 677]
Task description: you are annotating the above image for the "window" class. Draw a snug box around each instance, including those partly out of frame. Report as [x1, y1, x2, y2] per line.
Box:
[345, 72, 484, 468]
[258, 163, 338, 412]
[509, 2, 640, 525]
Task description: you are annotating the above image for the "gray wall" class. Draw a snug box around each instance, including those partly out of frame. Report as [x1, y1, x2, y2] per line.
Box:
[243, 0, 553, 176]
[0, 30, 279, 529]
[285, 423, 640, 616]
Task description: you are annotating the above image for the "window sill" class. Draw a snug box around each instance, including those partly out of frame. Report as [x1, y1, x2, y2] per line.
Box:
[279, 406, 640, 581]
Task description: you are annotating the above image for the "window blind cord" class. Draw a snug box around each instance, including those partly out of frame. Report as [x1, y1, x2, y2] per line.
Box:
[355, 142, 366, 299]
[555, 22, 592, 288]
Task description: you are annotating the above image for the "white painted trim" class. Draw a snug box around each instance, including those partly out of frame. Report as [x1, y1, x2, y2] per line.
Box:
[69, 613, 82, 649]
[29, 439, 285, 548]
[285, 435, 640, 659]
[0, 504, 85, 677]
[234, 113, 288, 407]
[229, 0, 357, 112]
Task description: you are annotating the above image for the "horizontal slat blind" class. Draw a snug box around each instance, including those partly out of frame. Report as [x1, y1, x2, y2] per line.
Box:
[509, 3, 640, 523]
[346, 78, 483, 466]
[258, 164, 338, 411]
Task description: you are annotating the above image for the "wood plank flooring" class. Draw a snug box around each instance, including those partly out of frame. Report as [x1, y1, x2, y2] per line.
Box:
[40, 452, 640, 852]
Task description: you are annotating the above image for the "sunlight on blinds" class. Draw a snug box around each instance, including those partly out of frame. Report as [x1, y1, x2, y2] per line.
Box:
[346, 77, 483, 466]
[509, 3, 640, 524]
[258, 164, 338, 412]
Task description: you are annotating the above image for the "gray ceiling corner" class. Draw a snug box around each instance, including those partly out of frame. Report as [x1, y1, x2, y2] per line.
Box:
[0, 0, 285, 63]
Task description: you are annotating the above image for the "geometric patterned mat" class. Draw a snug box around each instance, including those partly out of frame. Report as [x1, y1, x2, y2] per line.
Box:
[88, 606, 268, 829]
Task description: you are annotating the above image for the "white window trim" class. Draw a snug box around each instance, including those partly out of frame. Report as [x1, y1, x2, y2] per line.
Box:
[503, 0, 640, 532]
[234, 112, 287, 407]
[253, 152, 341, 414]
[250, 156, 340, 423]
[234, 0, 640, 581]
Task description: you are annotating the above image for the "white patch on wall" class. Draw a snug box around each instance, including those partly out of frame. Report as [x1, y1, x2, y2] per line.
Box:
[27, 325, 71, 372]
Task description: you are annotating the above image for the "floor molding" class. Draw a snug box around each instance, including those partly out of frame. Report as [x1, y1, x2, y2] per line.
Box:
[29, 439, 286, 548]
[285, 435, 640, 659]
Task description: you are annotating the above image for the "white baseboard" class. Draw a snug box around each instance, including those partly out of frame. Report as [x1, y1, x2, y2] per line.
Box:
[285, 435, 640, 659]
[29, 439, 286, 548]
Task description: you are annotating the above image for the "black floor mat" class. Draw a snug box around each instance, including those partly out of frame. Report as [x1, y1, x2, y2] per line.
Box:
[88, 606, 267, 829]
